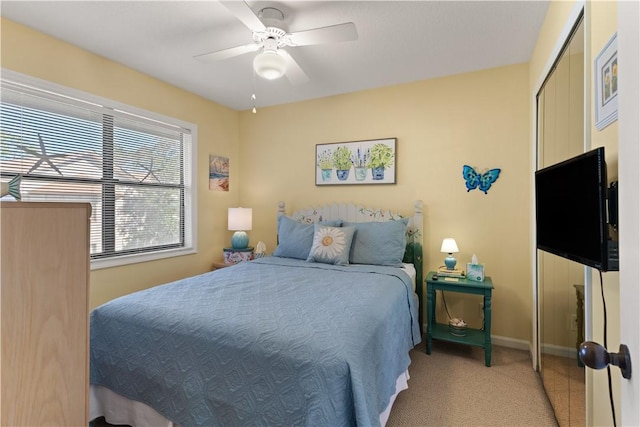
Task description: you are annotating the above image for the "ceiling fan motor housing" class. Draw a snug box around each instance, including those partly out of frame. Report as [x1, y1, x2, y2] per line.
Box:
[253, 27, 290, 47]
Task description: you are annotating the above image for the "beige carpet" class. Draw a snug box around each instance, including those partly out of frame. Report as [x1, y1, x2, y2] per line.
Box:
[96, 341, 558, 427]
[386, 341, 558, 427]
[540, 353, 585, 427]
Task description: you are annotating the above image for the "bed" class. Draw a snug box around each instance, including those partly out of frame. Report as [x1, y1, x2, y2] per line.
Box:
[89, 201, 424, 427]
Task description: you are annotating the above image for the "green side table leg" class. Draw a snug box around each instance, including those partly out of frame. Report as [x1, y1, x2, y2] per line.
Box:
[484, 291, 492, 367]
[426, 288, 434, 354]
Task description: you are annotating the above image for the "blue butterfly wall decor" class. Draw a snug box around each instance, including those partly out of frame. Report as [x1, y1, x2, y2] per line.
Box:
[462, 165, 501, 194]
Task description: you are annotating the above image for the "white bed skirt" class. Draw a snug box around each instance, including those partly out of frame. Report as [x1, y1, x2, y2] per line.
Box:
[90, 370, 409, 427]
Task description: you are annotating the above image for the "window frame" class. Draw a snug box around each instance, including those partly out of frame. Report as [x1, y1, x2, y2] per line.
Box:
[1, 69, 198, 270]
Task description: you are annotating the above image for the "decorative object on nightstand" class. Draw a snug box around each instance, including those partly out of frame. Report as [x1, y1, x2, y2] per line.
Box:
[440, 238, 459, 270]
[228, 207, 252, 249]
[448, 318, 467, 337]
[466, 254, 485, 282]
[437, 266, 465, 278]
[254, 241, 267, 259]
[223, 247, 254, 265]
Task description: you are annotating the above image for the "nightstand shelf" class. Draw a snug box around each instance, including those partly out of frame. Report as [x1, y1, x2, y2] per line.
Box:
[425, 271, 494, 366]
[430, 323, 485, 347]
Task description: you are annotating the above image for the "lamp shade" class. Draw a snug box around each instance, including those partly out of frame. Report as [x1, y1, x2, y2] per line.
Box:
[440, 238, 459, 254]
[253, 50, 286, 80]
[228, 208, 252, 231]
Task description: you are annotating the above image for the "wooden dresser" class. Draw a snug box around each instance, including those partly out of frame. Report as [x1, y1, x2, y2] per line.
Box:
[1, 202, 91, 426]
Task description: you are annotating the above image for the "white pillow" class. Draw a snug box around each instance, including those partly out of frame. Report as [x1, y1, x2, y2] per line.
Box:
[306, 225, 355, 265]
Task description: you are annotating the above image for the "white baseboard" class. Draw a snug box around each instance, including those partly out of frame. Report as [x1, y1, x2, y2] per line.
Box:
[540, 342, 576, 359]
[419, 329, 550, 371]
[420, 327, 535, 358]
[491, 334, 531, 352]
[491, 335, 537, 370]
[488, 336, 576, 364]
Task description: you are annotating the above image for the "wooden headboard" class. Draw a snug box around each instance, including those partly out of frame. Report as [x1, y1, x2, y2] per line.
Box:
[278, 200, 424, 327]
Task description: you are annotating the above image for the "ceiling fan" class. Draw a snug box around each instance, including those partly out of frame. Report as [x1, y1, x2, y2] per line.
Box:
[194, 1, 358, 85]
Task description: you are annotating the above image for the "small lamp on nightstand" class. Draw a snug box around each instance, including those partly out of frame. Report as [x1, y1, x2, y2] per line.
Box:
[441, 238, 459, 270]
[228, 207, 252, 249]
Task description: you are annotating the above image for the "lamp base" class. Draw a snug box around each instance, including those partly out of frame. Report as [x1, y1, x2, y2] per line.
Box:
[231, 231, 249, 249]
[444, 255, 457, 270]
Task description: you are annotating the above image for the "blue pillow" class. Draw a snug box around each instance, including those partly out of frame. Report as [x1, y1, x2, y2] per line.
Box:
[273, 216, 342, 260]
[307, 225, 355, 265]
[343, 218, 409, 267]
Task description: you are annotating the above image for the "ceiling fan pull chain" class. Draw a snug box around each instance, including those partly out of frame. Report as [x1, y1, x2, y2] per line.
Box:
[251, 70, 257, 114]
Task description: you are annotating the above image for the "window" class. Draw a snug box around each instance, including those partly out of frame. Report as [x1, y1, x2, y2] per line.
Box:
[0, 70, 197, 269]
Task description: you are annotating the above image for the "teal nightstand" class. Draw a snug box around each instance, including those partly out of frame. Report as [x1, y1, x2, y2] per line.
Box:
[425, 271, 494, 366]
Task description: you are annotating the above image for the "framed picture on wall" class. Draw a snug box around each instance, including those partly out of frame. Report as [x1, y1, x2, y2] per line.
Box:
[209, 155, 229, 191]
[594, 32, 618, 131]
[315, 138, 396, 185]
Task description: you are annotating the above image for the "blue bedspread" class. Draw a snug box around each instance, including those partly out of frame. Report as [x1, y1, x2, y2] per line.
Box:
[90, 257, 421, 426]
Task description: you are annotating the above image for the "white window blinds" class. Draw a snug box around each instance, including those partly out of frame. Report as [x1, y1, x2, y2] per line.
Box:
[0, 72, 196, 267]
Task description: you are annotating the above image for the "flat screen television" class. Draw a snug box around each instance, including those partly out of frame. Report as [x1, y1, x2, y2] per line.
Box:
[535, 147, 618, 271]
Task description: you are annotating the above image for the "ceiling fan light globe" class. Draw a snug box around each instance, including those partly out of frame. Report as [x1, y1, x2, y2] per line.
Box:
[253, 51, 286, 80]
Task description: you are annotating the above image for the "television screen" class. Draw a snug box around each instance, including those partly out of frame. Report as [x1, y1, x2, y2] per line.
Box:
[535, 147, 615, 271]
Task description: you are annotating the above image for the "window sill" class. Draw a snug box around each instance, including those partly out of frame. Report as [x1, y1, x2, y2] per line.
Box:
[90, 246, 197, 270]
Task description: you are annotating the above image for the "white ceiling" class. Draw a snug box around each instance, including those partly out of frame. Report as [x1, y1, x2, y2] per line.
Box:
[1, 1, 550, 111]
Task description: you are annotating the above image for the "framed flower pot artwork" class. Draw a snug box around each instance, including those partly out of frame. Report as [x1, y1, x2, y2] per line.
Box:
[594, 33, 618, 131]
[315, 138, 396, 185]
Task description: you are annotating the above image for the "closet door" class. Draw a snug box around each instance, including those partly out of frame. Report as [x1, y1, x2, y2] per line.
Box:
[1, 202, 90, 426]
[536, 18, 585, 427]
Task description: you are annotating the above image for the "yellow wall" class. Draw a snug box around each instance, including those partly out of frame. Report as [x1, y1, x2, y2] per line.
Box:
[239, 64, 533, 342]
[1, 18, 241, 308]
[2, 14, 546, 346]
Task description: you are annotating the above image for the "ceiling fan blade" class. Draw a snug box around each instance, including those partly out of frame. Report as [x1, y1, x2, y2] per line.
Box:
[194, 43, 259, 63]
[281, 51, 309, 85]
[220, 1, 266, 32]
[288, 22, 358, 46]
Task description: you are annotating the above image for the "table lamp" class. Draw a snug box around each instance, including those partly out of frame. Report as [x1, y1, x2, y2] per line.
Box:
[441, 238, 459, 270]
[228, 207, 252, 249]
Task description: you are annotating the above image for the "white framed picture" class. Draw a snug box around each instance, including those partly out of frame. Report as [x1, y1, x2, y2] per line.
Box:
[594, 33, 618, 131]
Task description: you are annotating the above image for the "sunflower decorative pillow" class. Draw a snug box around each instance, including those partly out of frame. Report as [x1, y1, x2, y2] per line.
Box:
[306, 225, 355, 265]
